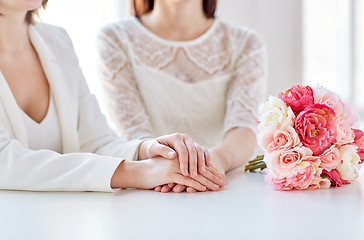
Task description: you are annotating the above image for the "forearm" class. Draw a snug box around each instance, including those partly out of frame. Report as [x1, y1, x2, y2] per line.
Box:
[210, 127, 257, 173]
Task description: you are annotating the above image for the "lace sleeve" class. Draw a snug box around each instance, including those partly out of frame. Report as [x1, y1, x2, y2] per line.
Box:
[96, 25, 154, 139]
[223, 31, 267, 135]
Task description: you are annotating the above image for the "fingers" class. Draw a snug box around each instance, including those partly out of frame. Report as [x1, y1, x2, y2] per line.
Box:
[172, 184, 187, 193]
[201, 168, 225, 188]
[205, 151, 212, 167]
[156, 184, 198, 193]
[207, 165, 225, 181]
[155, 133, 211, 179]
[161, 185, 173, 193]
[174, 175, 206, 192]
[194, 171, 224, 191]
[186, 187, 197, 193]
[184, 138, 198, 178]
[163, 135, 190, 176]
[168, 183, 176, 188]
[154, 186, 162, 192]
[196, 145, 207, 175]
[149, 143, 176, 159]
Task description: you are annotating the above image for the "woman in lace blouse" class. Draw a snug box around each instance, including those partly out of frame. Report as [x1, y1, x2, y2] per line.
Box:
[97, 0, 267, 193]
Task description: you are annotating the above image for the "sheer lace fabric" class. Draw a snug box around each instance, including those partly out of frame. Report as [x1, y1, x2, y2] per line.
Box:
[97, 17, 267, 147]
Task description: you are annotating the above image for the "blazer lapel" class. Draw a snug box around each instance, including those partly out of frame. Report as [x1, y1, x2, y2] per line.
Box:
[28, 24, 79, 153]
[0, 71, 28, 145]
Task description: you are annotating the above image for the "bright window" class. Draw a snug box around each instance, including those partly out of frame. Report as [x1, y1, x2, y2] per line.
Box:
[303, 0, 363, 121]
[38, 0, 129, 98]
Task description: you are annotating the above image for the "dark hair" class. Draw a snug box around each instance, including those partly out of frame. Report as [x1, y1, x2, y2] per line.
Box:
[26, 0, 48, 24]
[132, 0, 217, 18]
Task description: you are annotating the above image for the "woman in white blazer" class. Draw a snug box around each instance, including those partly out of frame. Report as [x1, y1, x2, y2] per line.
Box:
[0, 0, 223, 192]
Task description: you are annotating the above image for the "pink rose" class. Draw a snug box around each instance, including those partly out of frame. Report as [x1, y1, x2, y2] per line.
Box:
[264, 171, 292, 190]
[322, 169, 350, 187]
[265, 163, 317, 190]
[265, 147, 313, 178]
[295, 104, 337, 156]
[286, 164, 317, 190]
[319, 145, 340, 171]
[279, 85, 314, 114]
[258, 125, 300, 153]
[353, 129, 364, 164]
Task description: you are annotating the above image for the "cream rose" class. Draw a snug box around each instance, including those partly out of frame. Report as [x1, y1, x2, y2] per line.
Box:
[336, 145, 360, 181]
[258, 96, 295, 131]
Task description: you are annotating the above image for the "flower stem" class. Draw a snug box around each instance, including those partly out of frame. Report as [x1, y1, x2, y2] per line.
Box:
[245, 155, 267, 172]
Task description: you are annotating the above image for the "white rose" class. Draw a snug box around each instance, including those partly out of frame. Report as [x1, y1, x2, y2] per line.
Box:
[336, 145, 360, 181]
[258, 96, 295, 132]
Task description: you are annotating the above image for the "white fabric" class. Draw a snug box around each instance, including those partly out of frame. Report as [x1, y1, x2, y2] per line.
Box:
[0, 23, 142, 192]
[21, 94, 62, 153]
[97, 17, 267, 148]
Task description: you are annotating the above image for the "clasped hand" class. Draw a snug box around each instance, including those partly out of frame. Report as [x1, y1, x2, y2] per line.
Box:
[139, 133, 225, 192]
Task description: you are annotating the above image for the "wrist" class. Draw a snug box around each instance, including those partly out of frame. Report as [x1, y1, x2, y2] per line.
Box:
[110, 160, 147, 189]
[209, 147, 230, 173]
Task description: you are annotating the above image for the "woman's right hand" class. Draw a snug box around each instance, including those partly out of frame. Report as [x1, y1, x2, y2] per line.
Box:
[111, 157, 223, 191]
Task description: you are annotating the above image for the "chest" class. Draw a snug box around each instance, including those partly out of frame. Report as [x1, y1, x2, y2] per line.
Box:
[0, 48, 50, 123]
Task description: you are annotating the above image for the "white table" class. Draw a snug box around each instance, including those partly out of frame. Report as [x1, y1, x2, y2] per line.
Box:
[1, 167, 363, 240]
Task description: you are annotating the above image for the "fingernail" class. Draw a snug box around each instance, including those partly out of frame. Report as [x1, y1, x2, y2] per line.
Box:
[168, 151, 175, 158]
[213, 184, 219, 190]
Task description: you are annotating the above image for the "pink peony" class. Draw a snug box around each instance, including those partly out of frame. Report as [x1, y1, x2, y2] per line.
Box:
[265, 163, 317, 190]
[265, 147, 313, 178]
[279, 85, 314, 114]
[258, 125, 300, 153]
[322, 169, 350, 187]
[295, 104, 337, 156]
[319, 145, 341, 171]
[336, 101, 360, 144]
[353, 129, 364, 164]
[314, 86, 344, 117]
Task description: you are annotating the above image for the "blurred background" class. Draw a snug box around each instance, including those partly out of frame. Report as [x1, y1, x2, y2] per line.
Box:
[39, 0, 364, 123]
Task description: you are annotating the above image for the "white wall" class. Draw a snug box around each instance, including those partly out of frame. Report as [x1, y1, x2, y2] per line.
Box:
[217, 0, 303, 96]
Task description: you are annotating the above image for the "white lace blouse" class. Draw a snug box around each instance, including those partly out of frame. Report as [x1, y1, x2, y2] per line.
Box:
[97, 17, 267, 148]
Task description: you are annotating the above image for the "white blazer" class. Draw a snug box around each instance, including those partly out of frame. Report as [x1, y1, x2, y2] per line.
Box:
[0, 23, 141, 192]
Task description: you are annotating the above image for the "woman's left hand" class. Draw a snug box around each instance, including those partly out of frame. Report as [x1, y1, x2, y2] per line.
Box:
[155, 149, 227, 193]
[155, 164, 225, 193]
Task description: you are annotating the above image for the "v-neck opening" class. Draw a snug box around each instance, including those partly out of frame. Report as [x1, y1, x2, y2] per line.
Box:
[19, 94, 52, 125]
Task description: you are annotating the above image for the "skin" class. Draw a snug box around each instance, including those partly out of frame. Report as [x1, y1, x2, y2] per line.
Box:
[139, 0, 258, 193]
[0, 0, 224, 191]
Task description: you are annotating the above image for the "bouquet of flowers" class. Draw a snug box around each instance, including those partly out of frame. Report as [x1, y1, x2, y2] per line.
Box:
[245, 85, 364, 190]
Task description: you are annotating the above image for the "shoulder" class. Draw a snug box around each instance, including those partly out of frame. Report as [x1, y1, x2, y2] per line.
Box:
[217, 19, 265, 50]
[31, 22, 73, 48]
[98, 17, 136, 42]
